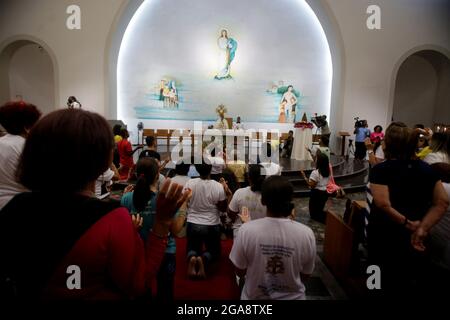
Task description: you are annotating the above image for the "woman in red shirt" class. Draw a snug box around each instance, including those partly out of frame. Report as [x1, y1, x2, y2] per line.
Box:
[117, 128, 142, 180]
[0, 109, 189, 300]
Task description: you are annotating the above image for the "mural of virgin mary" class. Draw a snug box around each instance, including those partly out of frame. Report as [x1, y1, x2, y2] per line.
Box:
[215, 29, 237, 80]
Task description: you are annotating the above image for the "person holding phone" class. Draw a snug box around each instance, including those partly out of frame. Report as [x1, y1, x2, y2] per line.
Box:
[305, 135, 330, 161]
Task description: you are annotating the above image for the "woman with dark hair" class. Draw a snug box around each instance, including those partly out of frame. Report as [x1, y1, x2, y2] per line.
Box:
[370, 125, 384, 144]
[367, 122, 449, 297]
[184, 162, 231, 279]
[0, 101, 41, 209]
[301, 151, 330, 224]
[121, 157, 186, 301]
[228, 164, 267, 238]
[229, 176, 316, 300]
[0, 109, 189, 300]
[122, 157, 161, 239]
[424, 132, 450, 165]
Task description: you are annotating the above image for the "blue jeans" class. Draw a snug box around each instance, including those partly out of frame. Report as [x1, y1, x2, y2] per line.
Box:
[186, 222, 221, 263]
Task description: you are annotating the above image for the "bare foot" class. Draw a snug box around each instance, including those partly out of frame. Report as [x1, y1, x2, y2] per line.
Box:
[187, 256, 198, 279]
[196, 256, 206, 279]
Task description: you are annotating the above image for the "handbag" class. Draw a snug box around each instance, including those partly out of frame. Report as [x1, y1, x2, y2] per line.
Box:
[326, 164, 345, 197]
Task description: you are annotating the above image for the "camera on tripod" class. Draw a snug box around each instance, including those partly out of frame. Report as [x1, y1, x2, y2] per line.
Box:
[311, 114, 327, 128]
[354, 117, 366, 128]
[311, 113, 331, 137]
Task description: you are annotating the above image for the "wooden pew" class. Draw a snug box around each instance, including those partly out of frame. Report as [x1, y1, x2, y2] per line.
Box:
[323, 210, 354, 279]
[323, 201, 369, 297]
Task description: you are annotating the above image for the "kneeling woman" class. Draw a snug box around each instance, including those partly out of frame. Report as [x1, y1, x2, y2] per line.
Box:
[121, 157, 186, 301]
[301, 152, 330, 224]
[184, 162, 232, 279]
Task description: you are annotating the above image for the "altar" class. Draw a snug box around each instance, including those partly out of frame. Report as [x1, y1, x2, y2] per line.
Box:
[291, 127, 313, 161]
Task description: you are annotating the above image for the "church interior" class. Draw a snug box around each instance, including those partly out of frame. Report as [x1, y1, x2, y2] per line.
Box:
[0, 0, 449, 308]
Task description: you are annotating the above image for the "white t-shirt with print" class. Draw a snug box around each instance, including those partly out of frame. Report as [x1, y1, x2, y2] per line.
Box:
[228, 187, 267, 237]
[185, 178, 226, 225]
[309, 169, 330, 191]
[0, 134, 27, 209]
[229, 217, 316, 300]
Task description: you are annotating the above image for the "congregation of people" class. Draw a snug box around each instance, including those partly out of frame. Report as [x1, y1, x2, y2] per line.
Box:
[0, 100, 449, 301]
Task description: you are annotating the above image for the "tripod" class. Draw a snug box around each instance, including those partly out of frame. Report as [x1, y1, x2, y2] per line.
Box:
[315, 127, 321, 136]
[345, 139, 355, 161]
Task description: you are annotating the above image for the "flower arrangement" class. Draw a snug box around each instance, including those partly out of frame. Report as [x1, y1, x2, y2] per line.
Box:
[294, 112, 314, 129]
[294, 122, 314, 129]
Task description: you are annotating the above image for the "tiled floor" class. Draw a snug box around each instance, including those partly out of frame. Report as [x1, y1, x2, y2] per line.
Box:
[293, 192, 366, 247]
[293, 192, 366, 300]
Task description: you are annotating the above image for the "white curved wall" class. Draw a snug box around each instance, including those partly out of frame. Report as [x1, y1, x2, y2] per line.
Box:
[327, 0, 450, 132]
[0, 0, 124, 113]
[393, 52, 450, 127]
[9, 43, 55, 114]
[118, 0, 332, 130]
[0, 0, 448, 143]
[393, 55, 438, 127]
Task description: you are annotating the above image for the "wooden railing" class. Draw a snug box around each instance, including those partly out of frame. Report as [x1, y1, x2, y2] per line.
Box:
[141, 128, 321, 154]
